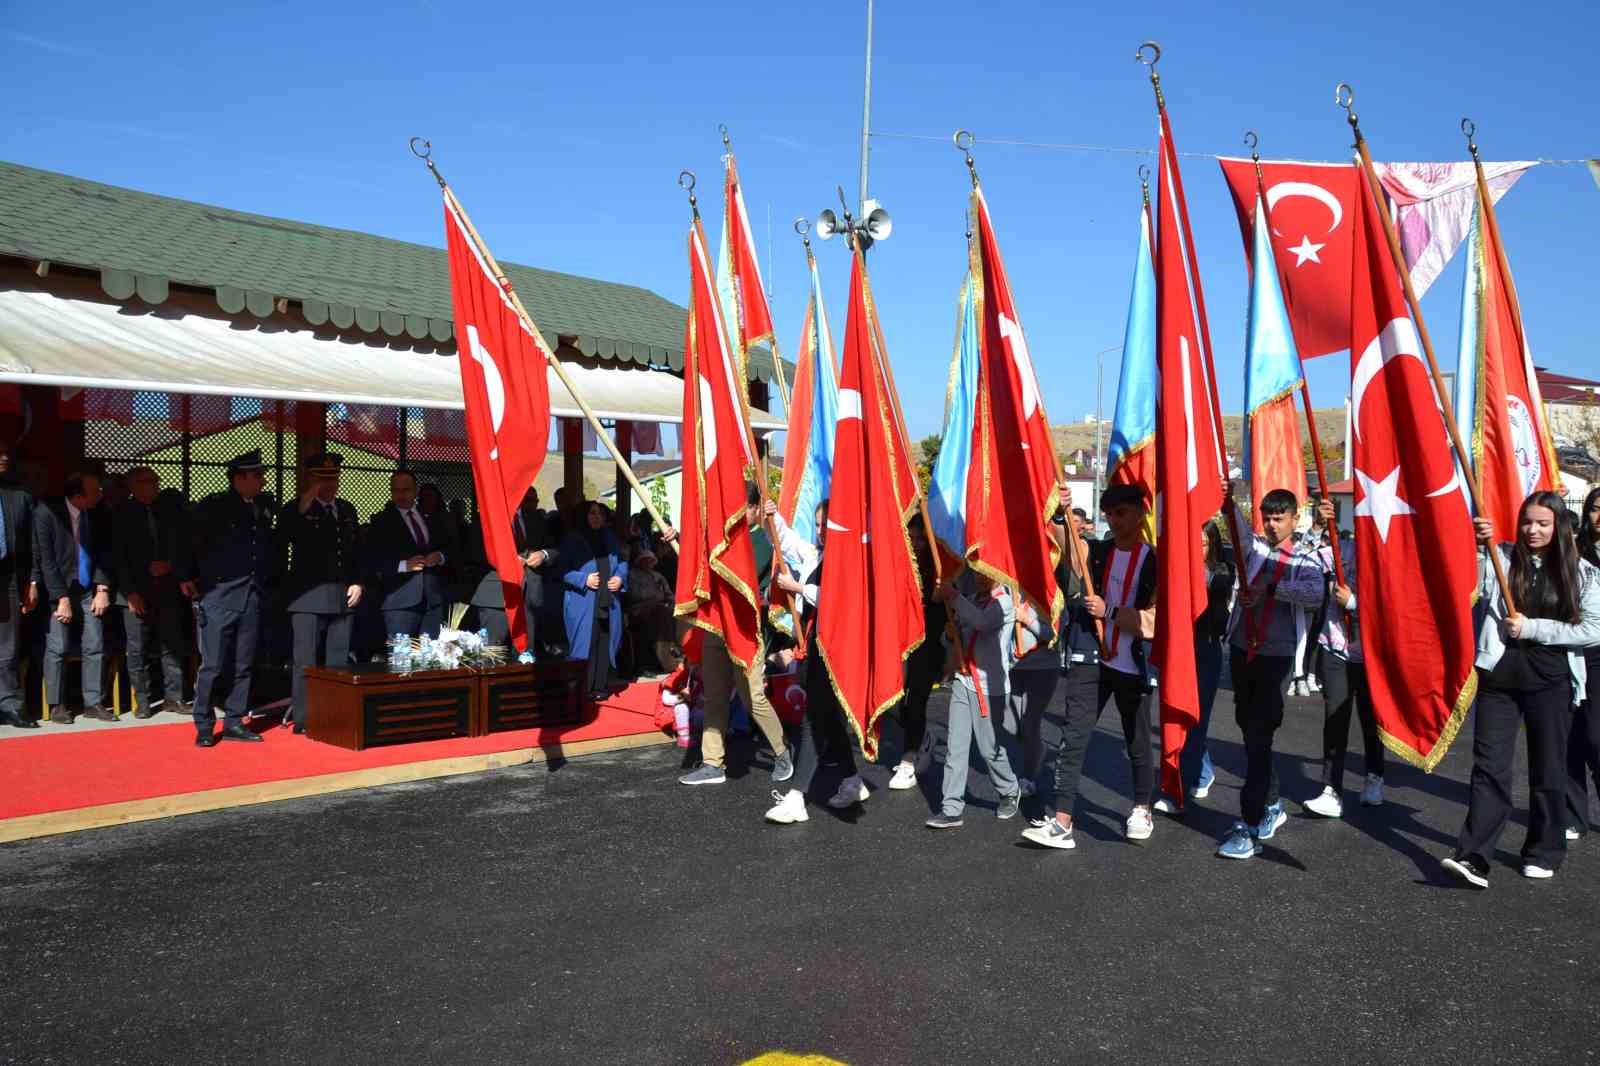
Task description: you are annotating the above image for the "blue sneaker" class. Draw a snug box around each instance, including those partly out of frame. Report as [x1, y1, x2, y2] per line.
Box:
[1217, 821, 1259, 860]
[1257, 802, 1287, 840]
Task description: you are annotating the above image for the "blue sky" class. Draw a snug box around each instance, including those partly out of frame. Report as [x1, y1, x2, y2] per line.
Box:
[4, 2, 1596, 444]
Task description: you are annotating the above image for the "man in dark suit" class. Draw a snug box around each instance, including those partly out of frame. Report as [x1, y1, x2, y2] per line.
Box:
[369, 469, 454, 640]
[468, 486, 554, 652]
[114, 466, 191, 720]
[35, 472, 115, 725]
[279, 452, 362, 734]
[0, 442, 38, 728]
[181, 450, 273, 747]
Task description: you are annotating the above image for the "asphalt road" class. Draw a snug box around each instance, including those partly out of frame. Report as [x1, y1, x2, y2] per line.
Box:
[4, 684, 1600, 1066]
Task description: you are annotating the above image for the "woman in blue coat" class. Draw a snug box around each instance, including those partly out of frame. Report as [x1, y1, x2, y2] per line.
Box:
[561, 500, 629, 698]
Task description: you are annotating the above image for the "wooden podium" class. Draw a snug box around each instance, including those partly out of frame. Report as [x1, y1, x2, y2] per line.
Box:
[304, 662, 587, 751]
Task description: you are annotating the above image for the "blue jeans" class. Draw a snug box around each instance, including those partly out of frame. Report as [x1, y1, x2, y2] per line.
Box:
[1180, 637, 1224, 792]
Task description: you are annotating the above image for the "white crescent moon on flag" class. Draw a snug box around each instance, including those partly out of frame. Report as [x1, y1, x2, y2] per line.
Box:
[998, 312, 1040, 420]
[1352, 316, 1460, 499]
[465, 324, 506, 460]
[1266, 181, 1344, 233]
[837, 387, 863, 422]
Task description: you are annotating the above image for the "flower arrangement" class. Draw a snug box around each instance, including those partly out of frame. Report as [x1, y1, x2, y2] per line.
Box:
[385, 606, 510, 672]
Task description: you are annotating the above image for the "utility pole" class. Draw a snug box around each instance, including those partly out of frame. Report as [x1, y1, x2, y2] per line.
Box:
[858, 0, 873, 215]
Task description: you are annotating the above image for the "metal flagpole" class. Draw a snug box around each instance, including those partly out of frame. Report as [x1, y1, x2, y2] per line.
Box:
[409, 138, 671, 536]
[858, 0, 873, 216]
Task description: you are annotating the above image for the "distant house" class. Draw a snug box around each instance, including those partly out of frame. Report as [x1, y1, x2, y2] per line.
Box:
[1538, 367, 1600, 444]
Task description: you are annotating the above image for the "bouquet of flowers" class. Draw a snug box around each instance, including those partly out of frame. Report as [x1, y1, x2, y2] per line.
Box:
[385, 606, 510, 672]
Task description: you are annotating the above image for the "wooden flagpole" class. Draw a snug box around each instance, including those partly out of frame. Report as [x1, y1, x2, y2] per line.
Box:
[1334, 87, 1515, 610]
[411, 139, 671, 536]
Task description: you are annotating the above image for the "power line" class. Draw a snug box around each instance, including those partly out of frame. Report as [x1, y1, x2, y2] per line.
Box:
[870, 129, 1596, 167]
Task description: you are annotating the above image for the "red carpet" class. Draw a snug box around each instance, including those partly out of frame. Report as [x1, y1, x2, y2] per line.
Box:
[3, 681, 665, 822]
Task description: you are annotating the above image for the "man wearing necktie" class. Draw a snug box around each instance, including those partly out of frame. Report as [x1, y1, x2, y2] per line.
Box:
[35, 472, 115, 725]
[278, 453, 363, 734]
[370, 469, 453, 641]
[0, 442, 39, 729]
[114, 466, 191, 719]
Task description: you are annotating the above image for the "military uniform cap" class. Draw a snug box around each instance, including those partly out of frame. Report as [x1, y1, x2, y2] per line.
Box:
[304, 452, 344, 476]
[226, 449, 267, 474]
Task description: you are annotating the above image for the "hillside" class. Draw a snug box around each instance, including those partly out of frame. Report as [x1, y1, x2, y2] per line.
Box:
[1052, 406, 1347, 472]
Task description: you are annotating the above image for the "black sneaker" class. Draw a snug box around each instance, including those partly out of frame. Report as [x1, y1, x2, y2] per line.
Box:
[1441, 855, 1490, 889]
[925, 813, 964, 829]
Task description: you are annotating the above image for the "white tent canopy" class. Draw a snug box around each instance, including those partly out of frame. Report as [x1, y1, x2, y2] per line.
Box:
[0, 285, 783, 429]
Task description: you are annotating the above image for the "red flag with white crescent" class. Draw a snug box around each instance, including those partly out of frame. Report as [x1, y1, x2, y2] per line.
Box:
[722, 155, 775, 368]
[1463, 181, 1559, 541]
[1220, 158, 1359, 359]
[674, 219, 762, 670]
[1152, 109, 1227, 808]
[442, 192, 553, 652]
[816, 249, 924, 760]
[1349, 165, 1477, 770]
[967, 187, 1063, 632]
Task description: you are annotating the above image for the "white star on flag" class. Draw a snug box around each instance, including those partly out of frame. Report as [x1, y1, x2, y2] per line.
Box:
[1355, 466, 1415, 543]
[1288, 234, 1325, 266]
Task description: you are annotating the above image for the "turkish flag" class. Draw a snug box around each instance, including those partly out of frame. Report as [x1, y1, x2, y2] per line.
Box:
[815, 248, 925, 761]
[1463, 180, 1559, 541]
[721, 156, 775, 361]
[442, 191, 552, 652]
[968, 187, 1062, 631]
[1220, 158, 1359, 358]
[1349, 166, 1477, 770]
[1152, 109, 1227, 808]
[673, 220, 762, 671]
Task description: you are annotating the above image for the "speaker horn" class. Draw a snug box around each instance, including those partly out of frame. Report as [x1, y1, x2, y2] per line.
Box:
[815, 209, 842, 240]
[862, 201, 892, 242]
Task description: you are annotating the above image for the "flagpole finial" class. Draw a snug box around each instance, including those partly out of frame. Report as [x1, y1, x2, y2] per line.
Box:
[678, 170, 700, 221]
[1136, 41, 1165, 108]
[409, 137, 447, 189]
[836, 185, 856, 250]
[1137, 163, 1151, 208]
[719, 123, 731, 150]
[953, 129, 979, 188]
[793, 216, 812, 249]
[1244, 130, 1260, 163]
[1335, 82, 1363, 145]
[1460, 117, 1480, 162]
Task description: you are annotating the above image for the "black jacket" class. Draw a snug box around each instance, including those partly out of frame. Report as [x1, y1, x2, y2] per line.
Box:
[0, 482, 34, 602]
[1064, 538, 1158, 676]
[186, 489, 274, 610]
[113, 499, 187, 607]
[469, 506, 552, 610]
[368, 504, 457, 612]
[34, 497, 113, 603]
[278, 497, 362, 614]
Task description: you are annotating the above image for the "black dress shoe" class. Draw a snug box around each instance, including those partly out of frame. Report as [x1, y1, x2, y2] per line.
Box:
[195, 732, 219, 748]
[218, 723, 263, 743]
[1, 711, 38, 729]
[291, 724, 307, 735]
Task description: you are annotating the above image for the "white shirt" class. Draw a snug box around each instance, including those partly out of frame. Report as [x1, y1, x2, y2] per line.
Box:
[1100, 545, 1144, 676]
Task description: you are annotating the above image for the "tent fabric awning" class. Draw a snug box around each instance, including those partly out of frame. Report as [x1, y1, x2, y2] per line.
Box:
[0, 284, 783, 429]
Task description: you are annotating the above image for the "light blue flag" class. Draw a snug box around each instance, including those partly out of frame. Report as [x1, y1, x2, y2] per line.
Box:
[1241, 194, 1306, 490]
[1106, 209, 1158, 485]
[786, 255, 841, 547]
[928, 272, 980, 563]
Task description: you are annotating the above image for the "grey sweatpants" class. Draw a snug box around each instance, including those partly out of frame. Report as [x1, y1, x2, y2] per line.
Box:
[941, 681, 1019, 817]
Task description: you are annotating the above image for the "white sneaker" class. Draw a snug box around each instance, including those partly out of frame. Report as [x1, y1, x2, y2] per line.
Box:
[1304, 786, 1344, 819]
[764, 789, 809, 824]
[1522, 863, 1555, 880]
[1191, 752, 1214, 799]
[887, 761, 917, 791]
[1125, 806, 1154, 842]
[827, 774, 869, 808]
[1566, 827, 1582, 842]
[1360, 774, 1384, 807]
[1152, 796, 1175, 814]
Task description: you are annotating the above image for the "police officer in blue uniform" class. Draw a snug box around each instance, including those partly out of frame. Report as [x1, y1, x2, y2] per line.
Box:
[182, 450, 273, 747]
[279, 452, 362, 735]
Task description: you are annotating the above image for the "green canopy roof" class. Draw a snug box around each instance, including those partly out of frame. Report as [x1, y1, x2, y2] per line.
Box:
[0, 159, 788, 384]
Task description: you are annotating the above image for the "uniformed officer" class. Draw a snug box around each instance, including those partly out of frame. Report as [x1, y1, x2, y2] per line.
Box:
[181, 449, 273, 747]
[279, 452, 362, 735]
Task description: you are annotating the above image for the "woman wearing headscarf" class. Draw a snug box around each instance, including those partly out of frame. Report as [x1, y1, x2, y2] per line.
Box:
[561, 500, 629, 699]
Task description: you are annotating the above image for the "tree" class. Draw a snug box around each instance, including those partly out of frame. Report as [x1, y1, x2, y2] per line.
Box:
[916, 433, 942, 493]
